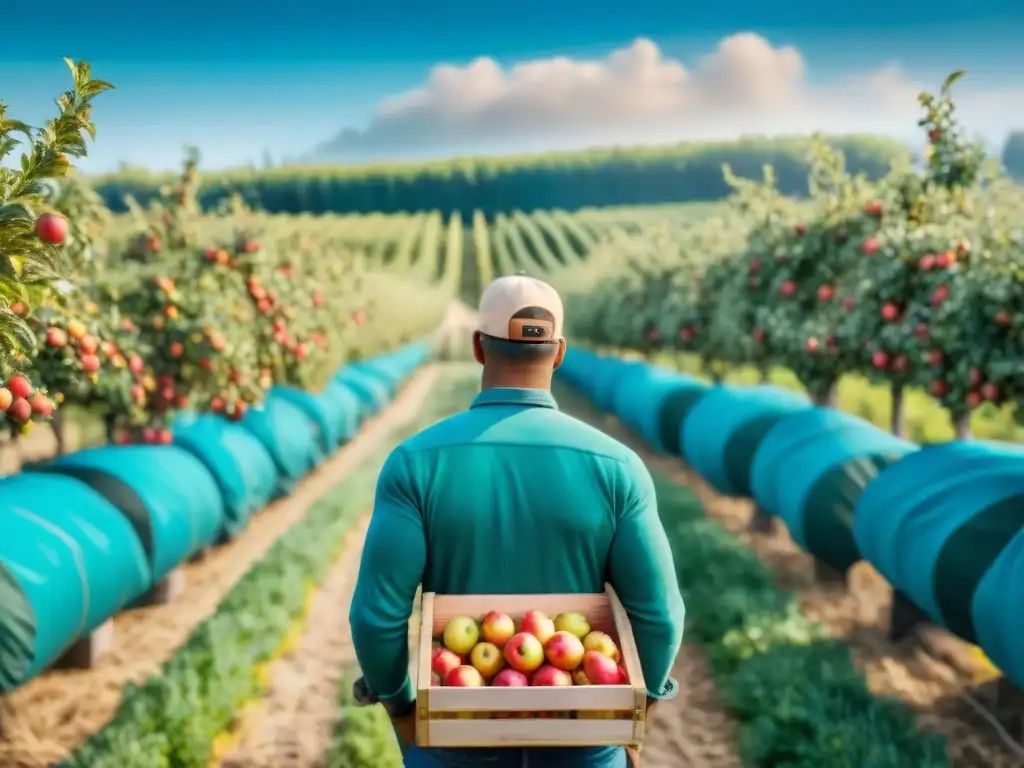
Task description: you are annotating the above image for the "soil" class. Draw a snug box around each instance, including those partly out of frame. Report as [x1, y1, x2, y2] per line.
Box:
[578, 404, 1024, 768]
[0, 364, 444, 768]
[218, 517, 372, 768]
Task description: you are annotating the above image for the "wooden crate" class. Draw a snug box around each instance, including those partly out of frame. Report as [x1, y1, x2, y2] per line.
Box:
[415, 586, 646, 748]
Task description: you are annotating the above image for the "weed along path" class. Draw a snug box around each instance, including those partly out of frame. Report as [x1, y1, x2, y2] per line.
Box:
[553, 379, 1022, 768]
[0, 363, 448, 768]
[215, 366, 481, 768]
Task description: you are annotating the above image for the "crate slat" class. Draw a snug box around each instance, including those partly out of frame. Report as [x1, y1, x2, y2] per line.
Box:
[422, 718, 636, 748]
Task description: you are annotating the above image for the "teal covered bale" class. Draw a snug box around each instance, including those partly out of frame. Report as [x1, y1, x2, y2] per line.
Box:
[270, 385, 340, 453]
[0, 474, 150, 691]
[591, 358, 641, 413]
[854, 442, 1024, 640]
[39, 445, 225, 583]
[610, 364, 679, 433]
[767, 418, 916, 573]
[241, 396, 321, 489]
[333, 366, 390, 417]
[321, 381, 362, 442]
[643, 376, 712, 457]
[681, 385, 811, 495]
[973, 521, 1024, 689]
[173, 414, 277, 536]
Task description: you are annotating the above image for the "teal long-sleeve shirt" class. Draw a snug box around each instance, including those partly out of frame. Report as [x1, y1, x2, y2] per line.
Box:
[348, 386, 685, 706]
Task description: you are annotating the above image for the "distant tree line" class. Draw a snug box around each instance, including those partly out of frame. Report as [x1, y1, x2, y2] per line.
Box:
[89, 135, 913, 217]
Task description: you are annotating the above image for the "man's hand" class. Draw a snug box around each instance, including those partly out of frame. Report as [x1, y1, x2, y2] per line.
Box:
[625, 745, 641, 767]
[389, 711, 417, 755]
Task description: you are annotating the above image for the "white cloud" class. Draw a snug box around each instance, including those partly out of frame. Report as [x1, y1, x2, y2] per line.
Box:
[310, 34, 1024, 161]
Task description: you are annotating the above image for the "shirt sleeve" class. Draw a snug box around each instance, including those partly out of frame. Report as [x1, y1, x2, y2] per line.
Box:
[348, 446, 425, 705]
[607, 454, 685, 700]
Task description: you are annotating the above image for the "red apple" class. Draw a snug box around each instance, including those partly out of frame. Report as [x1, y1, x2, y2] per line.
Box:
[863, 200, 883, 217]
[582, 651, 621, 685]
[860, 237, 880, 256]
[492, 669, 529, 687]
[994, 311, 1011, 327]
[929, 379, 949, 398]
[432, 649, 462, 681]
[965, 392, 982, 409]
[816, 284, 834, 301]
[543, 631, 585, 672]
[841, 297, 855, 310]
[520, 610, 555, 644]
[935, 251, 954, 269]
[981, 382, 1000, 402]
[7, 397, 31, 424]
[530, 665, 572, 687]
[871, 350, 889, 370]
[503, 632, 545, 674]
[805, 337, 819, 353]
[918, 253, 935, 271]
[779, 280, 796, 297]
[35, 213, 68, 245]
[445, 665, 485, 687]
[880, 303, 900, 321]
[6, 375, 31, 399]
[45, 327, 67, 347]
[28, 393, 53, 417]
[0, 388, 12, 411]
[481, 611, 515, 649]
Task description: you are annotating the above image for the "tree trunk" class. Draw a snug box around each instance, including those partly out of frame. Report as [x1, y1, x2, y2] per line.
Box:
[813, 380, 838, 407]
[104, 412, 118, 444]
[890, 382, 906, 438]
[757, 364, 769, 384]
[953, 411, 972, 440]
[52, 410, 67, 456]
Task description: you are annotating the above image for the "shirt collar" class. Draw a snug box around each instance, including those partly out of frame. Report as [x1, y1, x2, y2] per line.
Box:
[470, 387, 558, 410]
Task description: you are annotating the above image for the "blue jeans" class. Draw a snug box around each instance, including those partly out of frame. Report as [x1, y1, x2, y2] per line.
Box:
[403, 745, 627, 768]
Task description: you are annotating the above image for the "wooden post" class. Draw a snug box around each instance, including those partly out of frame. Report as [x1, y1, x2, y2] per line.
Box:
[887, 589, 930, 643]
[748, 507, 776, 534]
[812, 559, 849, 587]
[55, 619, 115, 669]
[890, 382, 906, 438]
[953, 412, 972, 440]
[133, 568, 186, 608]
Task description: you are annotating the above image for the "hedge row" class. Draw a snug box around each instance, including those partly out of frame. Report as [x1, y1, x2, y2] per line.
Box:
[88, 136, 908, 216]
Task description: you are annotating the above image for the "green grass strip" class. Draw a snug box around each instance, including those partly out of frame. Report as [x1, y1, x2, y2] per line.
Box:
[324, 667, 404, 768]
[63, 365, 480, 768]
[654, 476, 949, 767]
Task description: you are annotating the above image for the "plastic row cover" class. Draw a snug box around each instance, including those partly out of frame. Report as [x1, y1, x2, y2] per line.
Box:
[751, 409, 917, 572]
[559, 351, 1024, 690]
[854, 441, 1024, 687]
[0, 475, 150, 691]
[0, 341, 431, 693]
[681, 385, 811, 496]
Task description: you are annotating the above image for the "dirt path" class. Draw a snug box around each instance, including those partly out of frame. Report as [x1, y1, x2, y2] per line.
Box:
[0, 364, 444, 768]
[218, 517, 371, 768]
[569, 400, 1023, 768]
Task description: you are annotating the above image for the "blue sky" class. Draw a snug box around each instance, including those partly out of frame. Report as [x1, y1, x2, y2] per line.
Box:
[3, 0, 1022, 173]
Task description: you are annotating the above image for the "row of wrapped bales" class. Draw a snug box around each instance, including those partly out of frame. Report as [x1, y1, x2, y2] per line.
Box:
[0, 342, 431, 693]
[555, 349, 1024, 690]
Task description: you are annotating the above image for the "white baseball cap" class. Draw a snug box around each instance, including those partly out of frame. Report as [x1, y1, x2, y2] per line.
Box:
[478, 274, 564, 342]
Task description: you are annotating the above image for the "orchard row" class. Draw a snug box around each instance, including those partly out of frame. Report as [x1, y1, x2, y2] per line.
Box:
[0, 62, 453, 445]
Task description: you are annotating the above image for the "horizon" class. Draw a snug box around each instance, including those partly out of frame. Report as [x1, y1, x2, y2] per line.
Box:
[3, 0, 1023, 173]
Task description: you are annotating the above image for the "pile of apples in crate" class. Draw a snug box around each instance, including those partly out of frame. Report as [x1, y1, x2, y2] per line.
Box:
[432, 609, 628, 689]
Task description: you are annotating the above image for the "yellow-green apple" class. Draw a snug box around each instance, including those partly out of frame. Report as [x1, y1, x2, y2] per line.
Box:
[503, 632, 545, 674]
[446, 665, 485, 687]
[543, 631, 585, 671]
[470, 642, 505, 679]
[573, 670, 591, 686]
[432, 648, 462, 681]
[443, 616, 480, 655]
[481, 611, 516, 649]
[520, 610, 555, 644]
[554, 611, 590, 639]
[530, 665, 573, 686]
[583, 650, 620, 684]
[582, 631, 620, 662]
[492, 669, 529, 687]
